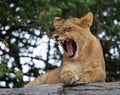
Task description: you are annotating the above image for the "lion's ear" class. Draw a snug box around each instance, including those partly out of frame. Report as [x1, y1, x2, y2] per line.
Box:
[54, 17, 62, 28]
[80, 12, 93, 27]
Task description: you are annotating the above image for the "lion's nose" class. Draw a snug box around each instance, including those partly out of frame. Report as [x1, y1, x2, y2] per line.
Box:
[52, 34, 59, 40]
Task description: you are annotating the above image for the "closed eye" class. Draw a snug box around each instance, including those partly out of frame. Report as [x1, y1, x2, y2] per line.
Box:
[56, 25, 74, 33]
[63, 26, 74, 32]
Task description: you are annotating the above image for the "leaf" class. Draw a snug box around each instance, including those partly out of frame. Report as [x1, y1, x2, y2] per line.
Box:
[16, 71, 23, 80]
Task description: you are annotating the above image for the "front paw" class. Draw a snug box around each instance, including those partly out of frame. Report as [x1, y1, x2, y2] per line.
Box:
[79, 73, 89, 83]
[60, 71, 79, 84]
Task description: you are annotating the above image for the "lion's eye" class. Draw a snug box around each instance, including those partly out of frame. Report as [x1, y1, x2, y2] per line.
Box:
[63, 27, 72, 32]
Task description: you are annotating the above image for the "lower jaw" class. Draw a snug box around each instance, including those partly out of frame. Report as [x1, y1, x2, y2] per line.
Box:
[64, 52, 75, 58]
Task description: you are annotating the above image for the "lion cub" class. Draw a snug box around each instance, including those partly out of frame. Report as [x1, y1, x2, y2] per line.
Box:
[25, 12, 106, 87]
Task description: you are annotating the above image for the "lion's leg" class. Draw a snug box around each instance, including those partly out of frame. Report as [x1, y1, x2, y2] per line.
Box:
[59, 67, 105, 84]
[24, 67, 61, 88]
[24, 73, 47, 88]
[60, 70, 79, 84]
[79, 67, 106, 83]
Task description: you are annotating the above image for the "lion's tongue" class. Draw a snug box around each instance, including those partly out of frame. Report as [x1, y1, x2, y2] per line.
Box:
[66, 41, 73, 57]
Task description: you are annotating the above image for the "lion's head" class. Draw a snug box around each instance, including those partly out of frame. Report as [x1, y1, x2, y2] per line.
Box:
[53, 12, 93, 59]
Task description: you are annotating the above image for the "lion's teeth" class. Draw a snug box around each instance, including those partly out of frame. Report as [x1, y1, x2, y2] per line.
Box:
[57, 40, 64, 44]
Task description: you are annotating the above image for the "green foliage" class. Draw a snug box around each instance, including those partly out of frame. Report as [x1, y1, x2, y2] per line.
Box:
[0, 64, 12, 77]
[0, 56, 24, 87]
[16, 71, 23, 80]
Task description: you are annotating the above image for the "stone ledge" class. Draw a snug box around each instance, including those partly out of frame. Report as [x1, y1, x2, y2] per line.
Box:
[0, 82, 120, 95]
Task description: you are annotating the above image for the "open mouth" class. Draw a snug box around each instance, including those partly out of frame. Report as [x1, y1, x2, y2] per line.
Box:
[60, 39, 77, 58]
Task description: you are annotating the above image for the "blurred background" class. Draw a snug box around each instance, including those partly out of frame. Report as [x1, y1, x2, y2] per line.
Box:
[0, 0, 120, 88]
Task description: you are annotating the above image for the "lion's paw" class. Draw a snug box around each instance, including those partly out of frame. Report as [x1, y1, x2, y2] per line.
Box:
[79, 73, 89, 83]
[60, 71, 79, 84]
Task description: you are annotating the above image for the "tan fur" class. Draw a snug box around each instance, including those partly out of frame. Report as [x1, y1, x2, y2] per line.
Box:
[25, 12, 106, 87]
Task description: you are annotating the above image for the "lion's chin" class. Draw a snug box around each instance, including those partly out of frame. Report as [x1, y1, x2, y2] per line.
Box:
[59, 39, 77, 58]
